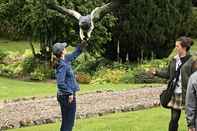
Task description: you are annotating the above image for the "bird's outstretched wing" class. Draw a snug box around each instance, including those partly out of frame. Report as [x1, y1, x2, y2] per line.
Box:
[90, 2, 113, 21]
[47, 3, 81, 20]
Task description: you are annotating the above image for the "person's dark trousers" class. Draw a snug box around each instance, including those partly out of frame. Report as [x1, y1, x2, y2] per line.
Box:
[57, 94, 76, 131]
[168, 108, 181, 131]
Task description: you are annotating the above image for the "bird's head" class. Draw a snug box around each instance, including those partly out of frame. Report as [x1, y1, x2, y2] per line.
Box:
[79, 15, 91, 32]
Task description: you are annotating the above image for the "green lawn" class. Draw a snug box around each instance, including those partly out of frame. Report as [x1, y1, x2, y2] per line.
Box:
[8, 107, 187, 131]
[0, 38, 74, 53]
[0, 77, 161, 100]
[0, 39, 39, 53]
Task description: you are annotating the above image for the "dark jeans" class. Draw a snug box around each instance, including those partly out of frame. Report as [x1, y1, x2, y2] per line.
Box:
[169, 108, 181, 131]
[57, 94, 76, 131]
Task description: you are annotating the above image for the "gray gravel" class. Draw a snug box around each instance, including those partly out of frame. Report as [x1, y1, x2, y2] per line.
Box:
[0, 86, 165, 130]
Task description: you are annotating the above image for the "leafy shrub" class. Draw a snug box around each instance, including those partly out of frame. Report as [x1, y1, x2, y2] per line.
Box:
[0, 64, 14, 77]
[76, 72, 91, 84]
[0, 49, 55, 80]
[0, 49, 7, 63]
[21, 50, 37, 74]
[91, 67, 126, 84]
[0, 44, 170, 83]
[0, 63, 23, 78]
[73, 56, 111, 75]
[193, 0, 197, 6]
[0, 51, 24, 78]
[86, 57, 169, 84]
[132, 59, 168, 83]
[30, 65, 53, 81]
[30, 69, 46, 81]
[1, 51, 23, 64]
[134, 69, 166, 83]
[119, 69, 135, 83]
[22, 56, 37, 74]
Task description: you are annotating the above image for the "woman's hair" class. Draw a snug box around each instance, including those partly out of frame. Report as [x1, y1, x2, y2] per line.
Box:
[177, 36, 194, 51]
[52, 52, 63, 69]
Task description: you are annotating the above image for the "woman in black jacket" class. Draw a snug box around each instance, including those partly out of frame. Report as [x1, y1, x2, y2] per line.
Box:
[150, 36, 196, 131]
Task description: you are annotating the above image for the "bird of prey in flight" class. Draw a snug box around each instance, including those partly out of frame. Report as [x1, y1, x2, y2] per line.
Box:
[47, 2, 114, 40]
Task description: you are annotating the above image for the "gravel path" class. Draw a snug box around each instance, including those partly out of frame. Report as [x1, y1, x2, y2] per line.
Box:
[0, 86, 165, 130]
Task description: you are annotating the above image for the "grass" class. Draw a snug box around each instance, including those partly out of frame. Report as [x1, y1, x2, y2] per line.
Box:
[8, 107, 187, 131]
[0, 77, 161, 100]
[0, 39, 39, 53]
[0, 38, 74, 53]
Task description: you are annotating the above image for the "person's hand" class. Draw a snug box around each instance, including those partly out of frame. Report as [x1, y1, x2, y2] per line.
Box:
[188, 128, 195, 131]
[147, 68, 156, 77]
[80, 40, 88, 48]
[68, 95, 74, 104]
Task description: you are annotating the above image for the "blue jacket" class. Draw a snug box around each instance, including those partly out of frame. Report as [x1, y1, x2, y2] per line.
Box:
[55, 46, 82, 95]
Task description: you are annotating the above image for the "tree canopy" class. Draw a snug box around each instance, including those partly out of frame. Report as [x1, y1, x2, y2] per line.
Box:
[0, 0, 193, 62]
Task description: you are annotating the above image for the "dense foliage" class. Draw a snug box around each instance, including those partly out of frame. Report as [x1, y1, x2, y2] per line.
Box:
[193, 0, 197, 6]
[107, 0, 193, 62]
[0, 0, 193, 62]
[190, 8, 197, 37]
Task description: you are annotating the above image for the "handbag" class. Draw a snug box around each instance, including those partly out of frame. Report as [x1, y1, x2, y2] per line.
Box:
[160, 79, 176, 108]
[160, 63, 183, 108]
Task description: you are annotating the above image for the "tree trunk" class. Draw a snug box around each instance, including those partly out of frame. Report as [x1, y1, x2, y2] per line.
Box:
[28, 37, 36, 57]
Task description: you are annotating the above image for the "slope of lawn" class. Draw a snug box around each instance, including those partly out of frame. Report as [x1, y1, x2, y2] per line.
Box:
[0, 39, 74, 53]
[8, 107, 187, 131]
[0, 39, 39, 53]
[0, 77, 161, 100]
